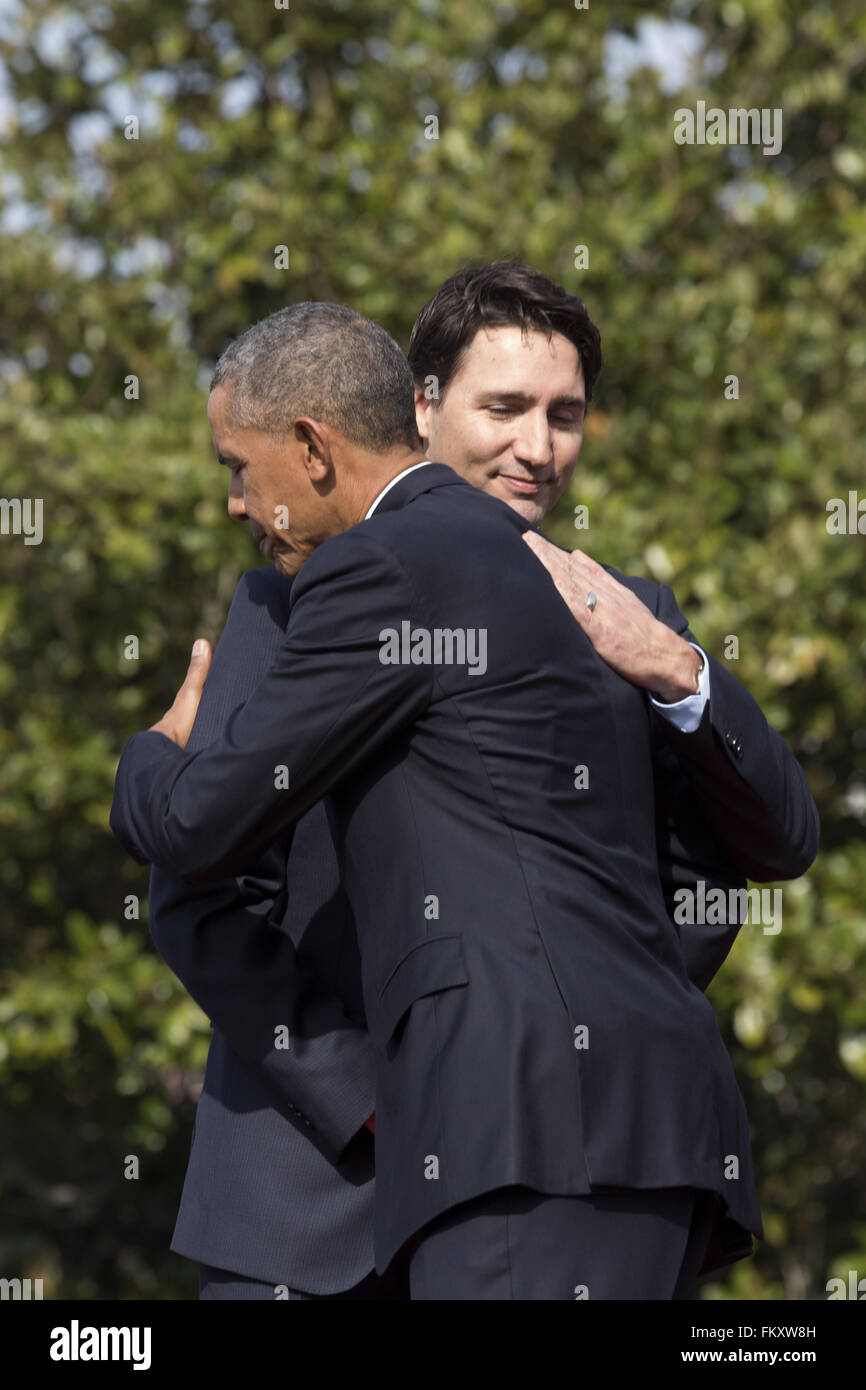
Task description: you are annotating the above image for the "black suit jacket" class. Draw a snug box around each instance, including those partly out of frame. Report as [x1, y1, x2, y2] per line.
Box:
[148, 566, 773, 1289]
[147, 570, 377, 1293]
[114, 464, 819, 1277]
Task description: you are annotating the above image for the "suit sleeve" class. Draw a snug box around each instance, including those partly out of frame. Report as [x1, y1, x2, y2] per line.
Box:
[650, 730, 749, 991]
[148, 860, 375, 1161]
[111, 530, 433, 882]
[146, 567, 375, 1160]
[650, 582, 820, 883]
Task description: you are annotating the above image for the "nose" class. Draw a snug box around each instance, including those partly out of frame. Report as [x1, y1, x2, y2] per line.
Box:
[227, 472, 247, 522]
[512, 409, 553, 469]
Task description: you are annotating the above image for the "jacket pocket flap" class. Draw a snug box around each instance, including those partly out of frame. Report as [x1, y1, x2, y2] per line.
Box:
[373, 932, 469, 1046]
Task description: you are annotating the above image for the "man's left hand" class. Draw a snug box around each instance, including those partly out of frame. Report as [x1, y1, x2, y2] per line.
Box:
[521, 532, 701, 703]
[150, 639, 213, 748]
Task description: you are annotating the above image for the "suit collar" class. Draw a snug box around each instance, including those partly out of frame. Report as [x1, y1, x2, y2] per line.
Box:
[367, 461, 470, 516]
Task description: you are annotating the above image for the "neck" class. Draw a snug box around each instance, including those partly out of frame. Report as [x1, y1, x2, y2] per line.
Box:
[352, 448, 428, 523]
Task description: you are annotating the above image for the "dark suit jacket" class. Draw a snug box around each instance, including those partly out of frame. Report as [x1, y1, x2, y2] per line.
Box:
[147, 570, 377, 1294]
[115, 464, 819, 1279]
[149, 566, 771, 1290]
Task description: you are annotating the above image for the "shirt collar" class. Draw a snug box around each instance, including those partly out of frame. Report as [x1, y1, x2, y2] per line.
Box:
[364, 461, 434, 520]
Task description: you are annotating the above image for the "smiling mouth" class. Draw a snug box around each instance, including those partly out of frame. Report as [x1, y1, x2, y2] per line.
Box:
[500, 475, 546, 494]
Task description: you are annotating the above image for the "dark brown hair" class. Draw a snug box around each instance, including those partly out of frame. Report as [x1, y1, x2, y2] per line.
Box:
[408, 260, 602, 406]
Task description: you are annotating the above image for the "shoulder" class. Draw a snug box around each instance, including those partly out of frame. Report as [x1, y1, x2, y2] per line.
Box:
[234, 564, 295, 620]
[289, 524, 412, 606]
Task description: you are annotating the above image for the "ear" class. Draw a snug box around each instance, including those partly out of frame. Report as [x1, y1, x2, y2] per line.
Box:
[293, 417, 333, 480]
[414, 384, 433, 444]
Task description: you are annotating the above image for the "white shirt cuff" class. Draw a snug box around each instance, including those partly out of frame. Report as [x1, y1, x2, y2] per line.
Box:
[649, 642, 709, 733]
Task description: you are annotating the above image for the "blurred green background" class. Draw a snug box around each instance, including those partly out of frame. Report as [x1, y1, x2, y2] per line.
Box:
[1, 0, 863, 1299]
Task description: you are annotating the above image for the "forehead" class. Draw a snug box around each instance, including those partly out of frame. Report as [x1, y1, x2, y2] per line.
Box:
[207, 383, 231, 433]
[452, 325, 583, 394]
[207, 384, 253, 467]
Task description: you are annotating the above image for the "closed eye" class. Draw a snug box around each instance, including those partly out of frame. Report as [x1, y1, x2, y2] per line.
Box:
[488, 406, 581, 426]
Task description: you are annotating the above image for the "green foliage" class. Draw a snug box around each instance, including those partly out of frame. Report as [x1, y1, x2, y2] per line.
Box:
[1, 0, 863, 1298]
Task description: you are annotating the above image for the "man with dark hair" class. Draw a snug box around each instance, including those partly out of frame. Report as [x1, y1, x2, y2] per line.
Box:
[407, 261, 783, 981]
[113, 292, 818, 1300]
[410, 260, 605, 394]
[408, 259, 600, 523]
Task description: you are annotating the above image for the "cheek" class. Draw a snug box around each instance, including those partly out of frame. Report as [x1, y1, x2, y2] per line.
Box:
[547, 456, 579, 507]
[433, 408, 487, 456]
[261, 475, 286, 520]
[555, 434, 583, 476]
[460, 415, 510, 465]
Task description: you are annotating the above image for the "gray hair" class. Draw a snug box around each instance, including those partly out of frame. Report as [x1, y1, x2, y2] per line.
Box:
[210, 302, 421, 453]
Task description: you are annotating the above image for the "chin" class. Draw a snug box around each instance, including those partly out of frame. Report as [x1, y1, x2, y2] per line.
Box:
[274, 551, 301, 579]
[508, 495, 546, 525]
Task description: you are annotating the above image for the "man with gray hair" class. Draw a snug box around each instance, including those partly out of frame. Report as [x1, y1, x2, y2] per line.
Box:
[145, 303, 419, 1300]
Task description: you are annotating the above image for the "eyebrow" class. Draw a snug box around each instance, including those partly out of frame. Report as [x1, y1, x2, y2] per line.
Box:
[475, 390, 586, 410]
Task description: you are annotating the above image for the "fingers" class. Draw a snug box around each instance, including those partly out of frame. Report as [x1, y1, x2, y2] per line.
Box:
[186, 638, 213, 689]
[147, 641, 211, 745]
[521, 530, 557, 557]
[522, 532, 593, 625]
[522, 530, 572, 580]
[569, 548, 603, 570]
[173, 638, 212, 713]
[153, 640, 211, 749]
[523, 533, 601, 583]
[567, 549, 608, 588]
[175, 639, 211, 711]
